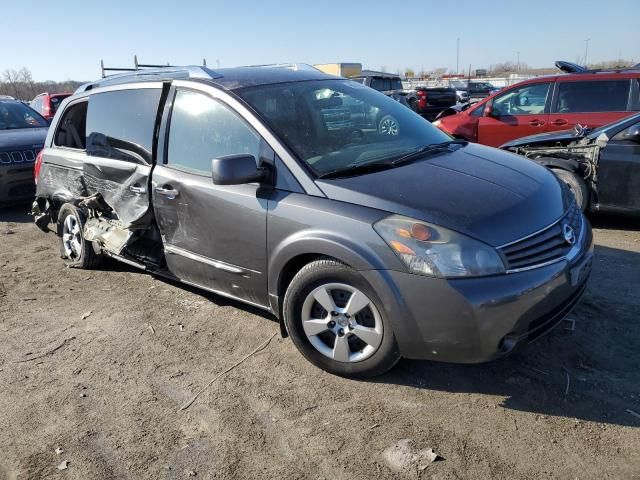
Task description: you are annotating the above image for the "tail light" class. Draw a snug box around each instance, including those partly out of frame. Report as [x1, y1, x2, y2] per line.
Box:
[416, 90, 428, 109]
[34, 150, 43, 184]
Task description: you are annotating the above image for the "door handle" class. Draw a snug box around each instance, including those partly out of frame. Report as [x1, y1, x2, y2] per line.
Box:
[528, 119, 545, 127]
[551, 119, 568, 126]
[129, 185, 146, 194]
[154, 186, 179, 199]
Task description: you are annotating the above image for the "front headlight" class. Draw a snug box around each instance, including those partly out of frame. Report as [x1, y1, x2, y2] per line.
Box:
[373, 215, 505, 278]
[432, 119, 442, 127]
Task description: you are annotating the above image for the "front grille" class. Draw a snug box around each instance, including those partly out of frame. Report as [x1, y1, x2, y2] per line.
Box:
[499, 203, 582, 271]
[0, 148, 41, 165]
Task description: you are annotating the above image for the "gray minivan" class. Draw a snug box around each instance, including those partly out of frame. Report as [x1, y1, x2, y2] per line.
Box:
[33, 65, 593, 377]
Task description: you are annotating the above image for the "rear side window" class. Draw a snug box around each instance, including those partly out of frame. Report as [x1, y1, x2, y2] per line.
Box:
[370, 78, 391, 91]
[54, 101, 88, 149]
[555, 80, 630, 113]
[166, 89, 260, 175]
[86, 88, 161, 164]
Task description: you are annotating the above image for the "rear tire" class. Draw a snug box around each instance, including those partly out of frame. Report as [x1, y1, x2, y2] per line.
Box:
[283, 259, 400, 378]
[552, 169, 588, 211]
[57, 203, 102, 269]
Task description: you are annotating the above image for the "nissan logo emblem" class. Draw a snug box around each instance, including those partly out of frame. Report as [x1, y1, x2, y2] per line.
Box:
[562, 224, 576, 246]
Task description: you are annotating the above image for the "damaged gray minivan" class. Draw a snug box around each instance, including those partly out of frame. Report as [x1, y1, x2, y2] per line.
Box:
[33, 65, 593, 377]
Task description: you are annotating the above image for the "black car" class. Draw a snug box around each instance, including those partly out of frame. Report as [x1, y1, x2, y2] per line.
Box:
[0, 99, 49, 206]
[501, 112, 640, 215]
[352, 71, 457, 120]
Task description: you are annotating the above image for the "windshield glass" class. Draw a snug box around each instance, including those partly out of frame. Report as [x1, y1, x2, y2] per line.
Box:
[238, 79, 451, 176]
[0, 102, 48, 130]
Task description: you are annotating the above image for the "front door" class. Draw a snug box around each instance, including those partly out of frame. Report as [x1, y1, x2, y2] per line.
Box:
[596, 119, 640, 212]
[477, 82, 552, 147]
[152, 88, 269, 306]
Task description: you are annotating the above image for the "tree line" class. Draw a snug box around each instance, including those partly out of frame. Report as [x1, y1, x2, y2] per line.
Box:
[0, 68, 83, 101]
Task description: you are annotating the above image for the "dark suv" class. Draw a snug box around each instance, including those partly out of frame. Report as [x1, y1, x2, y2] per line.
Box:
[0, 99, 48, 206]
[33, 65, 592, 377]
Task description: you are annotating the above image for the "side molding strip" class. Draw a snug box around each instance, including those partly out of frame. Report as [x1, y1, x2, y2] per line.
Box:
[165, 245, 256, 276]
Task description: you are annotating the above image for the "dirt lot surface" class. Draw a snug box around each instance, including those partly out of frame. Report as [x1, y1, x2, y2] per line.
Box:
[1, 204, 639, 479]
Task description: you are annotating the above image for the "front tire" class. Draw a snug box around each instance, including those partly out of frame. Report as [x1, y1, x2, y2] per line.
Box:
[552, 169, 588, 211]
[57, 203, 102, 268]
[283, 259, 400, 378]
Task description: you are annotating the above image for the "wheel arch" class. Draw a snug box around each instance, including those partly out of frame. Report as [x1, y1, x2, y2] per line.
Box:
[268, 232, 391, 321]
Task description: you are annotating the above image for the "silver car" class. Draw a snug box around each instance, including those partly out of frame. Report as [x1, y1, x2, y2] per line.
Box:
[33, 65, 593, 377]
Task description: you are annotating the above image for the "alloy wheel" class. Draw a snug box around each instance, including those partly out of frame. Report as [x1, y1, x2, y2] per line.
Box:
[301, 283, 383, 363]
[62, 214, 82, 259]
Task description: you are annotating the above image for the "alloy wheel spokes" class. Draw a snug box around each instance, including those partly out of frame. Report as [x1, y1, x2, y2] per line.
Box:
[301, 283, 384, 363]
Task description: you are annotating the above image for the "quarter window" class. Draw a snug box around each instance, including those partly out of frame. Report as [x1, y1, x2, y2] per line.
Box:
[492, 82, 551, 116]
[54, 101, 88, 149]
[555, 80, 630, 113]
[86, 88, 162, 164]
[167, 89, 260, 175]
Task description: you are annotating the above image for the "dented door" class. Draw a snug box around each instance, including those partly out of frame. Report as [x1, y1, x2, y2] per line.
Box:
[82, 87, 163, 227]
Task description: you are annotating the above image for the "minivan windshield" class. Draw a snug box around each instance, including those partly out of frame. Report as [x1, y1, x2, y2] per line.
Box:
[0, 102, 48, 130]
[238, 79, 451, 177]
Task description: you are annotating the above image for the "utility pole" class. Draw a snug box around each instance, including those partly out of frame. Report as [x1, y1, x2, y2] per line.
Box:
[456, 37, 460, 74]
[517, 51, 520, 72]
[584, 38, 591, 66]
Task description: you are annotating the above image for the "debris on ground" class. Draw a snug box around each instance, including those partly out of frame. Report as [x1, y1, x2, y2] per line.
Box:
[55, 447, 64, 455]
[57, 460, 69, 470]
[382, 439, 443, 473]
[81, 311, 92, 320]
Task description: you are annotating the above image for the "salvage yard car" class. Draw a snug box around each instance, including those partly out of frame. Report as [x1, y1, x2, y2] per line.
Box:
[502, 112, 640, 215]
[0, 98, 48, 206]
[33, 65, 593, 377]
[433, 62, 640, 147]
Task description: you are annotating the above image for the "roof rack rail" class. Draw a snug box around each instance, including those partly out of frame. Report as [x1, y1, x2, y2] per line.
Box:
[75, 57, 220, 93]
[100, 55, 209, 78]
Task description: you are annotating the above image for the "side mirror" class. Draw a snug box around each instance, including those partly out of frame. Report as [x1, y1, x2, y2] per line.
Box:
[211, 154, 265, 185]
[484, 104, 498, 118]
[619, 124, 640, 143]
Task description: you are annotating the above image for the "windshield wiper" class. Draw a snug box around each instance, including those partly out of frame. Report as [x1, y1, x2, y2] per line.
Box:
[390, 139, 468, 166]
[317, 160, 396, 179]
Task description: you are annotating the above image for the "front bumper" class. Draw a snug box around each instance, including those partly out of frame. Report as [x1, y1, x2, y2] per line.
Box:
[361, 220, 594, 363]
[0, 165, 35, 206]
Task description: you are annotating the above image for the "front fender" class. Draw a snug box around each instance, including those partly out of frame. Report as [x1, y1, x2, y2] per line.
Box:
[268, 228, 398, 299]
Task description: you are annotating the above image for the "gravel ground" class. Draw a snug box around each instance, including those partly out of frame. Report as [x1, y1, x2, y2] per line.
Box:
[1, 204, 639, 479]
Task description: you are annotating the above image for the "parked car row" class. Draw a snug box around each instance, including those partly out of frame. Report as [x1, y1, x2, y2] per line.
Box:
[352, 71, 458, 121]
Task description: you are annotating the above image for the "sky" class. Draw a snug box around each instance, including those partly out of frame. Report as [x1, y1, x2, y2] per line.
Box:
[2, 0, 639, 82]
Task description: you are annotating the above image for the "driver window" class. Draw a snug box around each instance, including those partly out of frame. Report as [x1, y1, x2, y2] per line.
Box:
[167, 89, 261, 175]
[492, 82, 550, 116]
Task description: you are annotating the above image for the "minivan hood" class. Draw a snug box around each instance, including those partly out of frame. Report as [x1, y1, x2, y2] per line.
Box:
[316, 143, 570, 247]
[0, 127, 48, 149]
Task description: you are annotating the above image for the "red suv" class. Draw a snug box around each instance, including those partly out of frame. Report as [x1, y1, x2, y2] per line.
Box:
[30, 92, 72, 121]
[433, 64, 640, 147]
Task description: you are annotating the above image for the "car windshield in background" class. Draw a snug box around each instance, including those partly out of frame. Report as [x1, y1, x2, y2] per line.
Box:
[0, 102, 48, 130]
[238, 79, 451, 177]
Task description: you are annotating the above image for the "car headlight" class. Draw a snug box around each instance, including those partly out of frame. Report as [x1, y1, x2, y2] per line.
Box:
[432, 119, 442, 127]
[373, 215, 505, 278]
